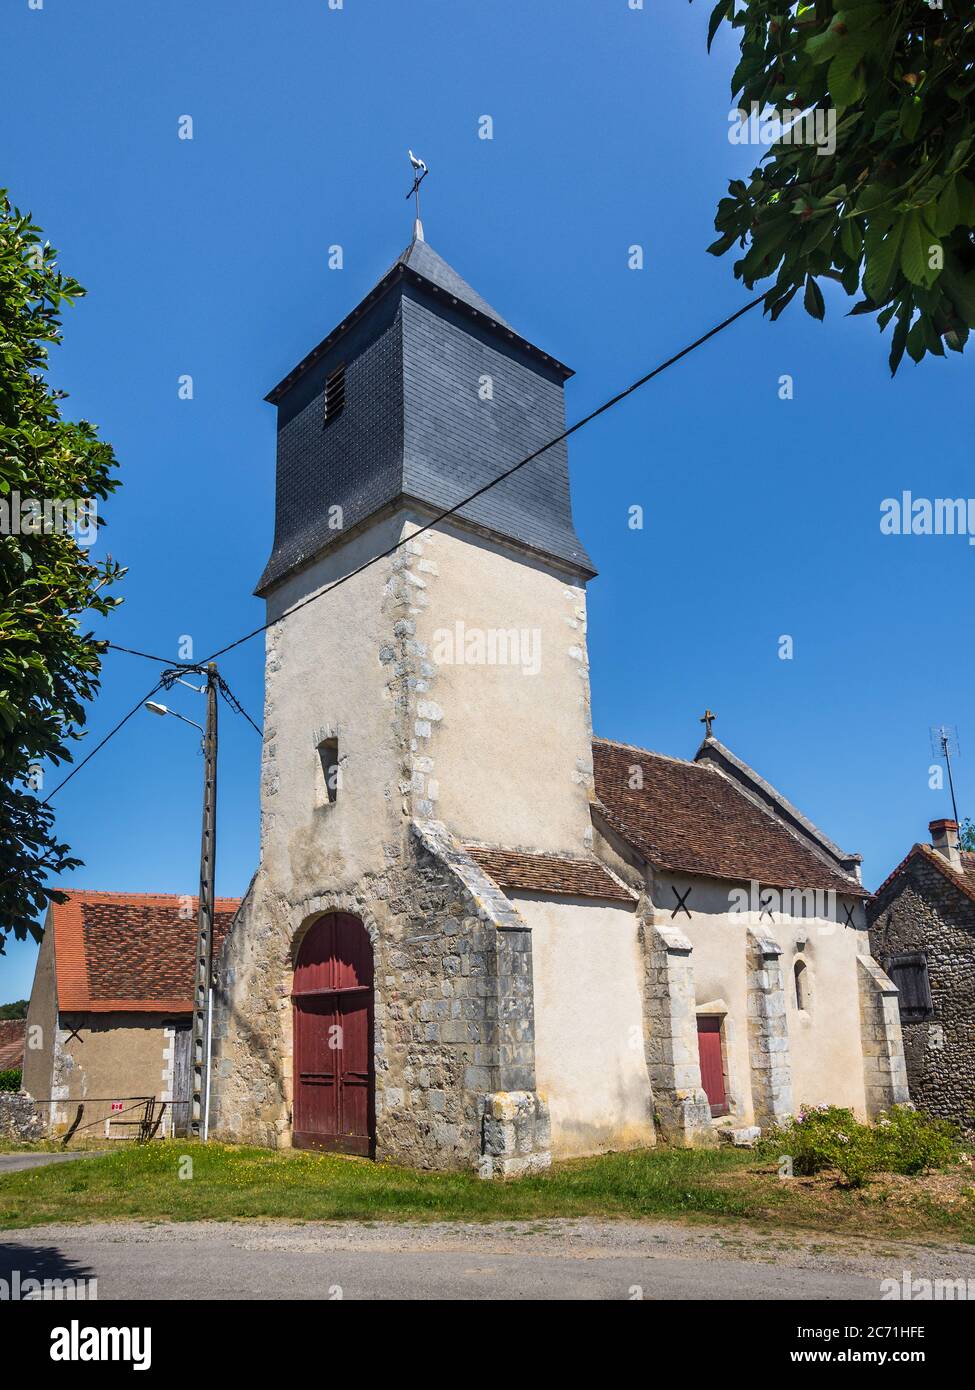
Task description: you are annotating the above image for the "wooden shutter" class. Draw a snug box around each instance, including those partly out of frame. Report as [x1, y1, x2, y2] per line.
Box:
[887, 953, 933, 1021]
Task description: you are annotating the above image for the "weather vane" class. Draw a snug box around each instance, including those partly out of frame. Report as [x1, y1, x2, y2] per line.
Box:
[406, 149, 428, 241]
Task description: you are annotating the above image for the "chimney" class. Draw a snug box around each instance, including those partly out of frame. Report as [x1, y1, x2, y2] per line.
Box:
[929, 818, 962, 871]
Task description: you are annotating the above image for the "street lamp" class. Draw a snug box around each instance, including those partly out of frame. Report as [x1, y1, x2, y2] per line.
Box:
[144, 700, 205, 738]
[144, 665, 219, 1141]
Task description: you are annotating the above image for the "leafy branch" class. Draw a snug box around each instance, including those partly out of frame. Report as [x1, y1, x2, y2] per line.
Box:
[0, 191, 125, 945]
[703, 0, 975, 371]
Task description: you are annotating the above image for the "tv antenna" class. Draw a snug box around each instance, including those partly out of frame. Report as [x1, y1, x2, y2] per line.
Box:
[930, 724, 960, 825]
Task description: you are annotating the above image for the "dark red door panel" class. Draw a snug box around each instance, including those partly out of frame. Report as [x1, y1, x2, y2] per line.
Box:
[696, 1016, 727, 1118]
[294, 996, 338, 1141]
[293, 914, 374, 1155]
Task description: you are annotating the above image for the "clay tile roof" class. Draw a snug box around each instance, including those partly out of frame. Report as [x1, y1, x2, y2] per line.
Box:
[463, 846, 635, 902]
[0, 1019, 25, 1070]
[872, 844, 975, 908]
[50, 891, 240, 1013]
[593, 738, 865, 896]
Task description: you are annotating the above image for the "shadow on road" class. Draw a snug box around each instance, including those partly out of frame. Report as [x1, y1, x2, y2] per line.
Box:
[0, 1241, 98, 1298]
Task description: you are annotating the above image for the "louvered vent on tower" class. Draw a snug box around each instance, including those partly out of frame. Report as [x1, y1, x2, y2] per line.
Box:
[322, 363, 346, 426]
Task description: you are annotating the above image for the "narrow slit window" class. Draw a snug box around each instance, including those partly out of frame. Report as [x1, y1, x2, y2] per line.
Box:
[318, 737, 340, 804]
[794, 959, 809, 1011]
[323, 364, 346, 427]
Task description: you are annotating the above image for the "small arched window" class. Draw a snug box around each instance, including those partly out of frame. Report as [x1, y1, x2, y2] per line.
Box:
[794, 959, 810, 1011]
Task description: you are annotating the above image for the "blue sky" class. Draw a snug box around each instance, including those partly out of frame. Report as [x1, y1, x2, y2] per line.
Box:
[1, 0, 970, 1001]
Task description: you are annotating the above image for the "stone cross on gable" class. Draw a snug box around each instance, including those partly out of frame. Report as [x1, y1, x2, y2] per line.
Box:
[700, 708, 716, 739]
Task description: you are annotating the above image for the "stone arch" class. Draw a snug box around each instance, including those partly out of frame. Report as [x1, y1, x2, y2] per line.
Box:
[287, 894, 383, 963]
[280, 896, 385, 1138]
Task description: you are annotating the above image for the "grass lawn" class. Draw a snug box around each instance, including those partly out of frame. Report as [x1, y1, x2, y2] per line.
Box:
[1, 1140, 974, 1239]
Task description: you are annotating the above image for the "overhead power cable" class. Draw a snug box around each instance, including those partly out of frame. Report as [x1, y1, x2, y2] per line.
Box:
[41, 666, 261, 809]
[201, 295, 764, 664]
[61, 294, 764, 798]
[43, 678, 167, 804]
[216, 675, 263, 738]
[104, 642, 179, 666]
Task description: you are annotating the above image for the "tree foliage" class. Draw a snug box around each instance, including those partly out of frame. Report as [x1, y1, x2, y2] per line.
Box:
[705, 0, 975, 372]
[0, 190, 123, 948]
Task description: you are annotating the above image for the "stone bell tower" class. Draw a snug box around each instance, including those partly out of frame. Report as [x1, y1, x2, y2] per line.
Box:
[257, 230, 597, 861]
[210, 229, 598, 1172]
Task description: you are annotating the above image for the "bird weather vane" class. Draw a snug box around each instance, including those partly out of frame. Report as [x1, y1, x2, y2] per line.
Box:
[406, 150, 428, 239]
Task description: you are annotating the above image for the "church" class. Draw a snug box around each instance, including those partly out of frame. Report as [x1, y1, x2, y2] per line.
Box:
[208, 226, 909, 1174]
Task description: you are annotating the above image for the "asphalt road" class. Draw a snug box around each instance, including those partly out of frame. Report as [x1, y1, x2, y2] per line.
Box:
[3, 1218, 973, 1300]
[0, 1152, 93, 1174]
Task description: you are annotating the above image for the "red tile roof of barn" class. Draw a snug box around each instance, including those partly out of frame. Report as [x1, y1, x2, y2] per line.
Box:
[871, 844, 975, 908]
[50, 891, 240, 1013]
[593, 738, 865, 896]
[464, 846, 635, 902]
[0, 1019, 25, 1070]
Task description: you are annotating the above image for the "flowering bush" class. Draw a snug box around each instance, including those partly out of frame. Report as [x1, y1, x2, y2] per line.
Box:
[785, 1105, 875, 1186]
[769, 1104, 959, 1188]
[874, 1105, 959, 1176]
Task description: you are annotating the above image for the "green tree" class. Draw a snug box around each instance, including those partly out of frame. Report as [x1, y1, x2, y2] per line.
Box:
[959, 817, 975, 852]
[0, 999, 28, 1019]
[705, 0, 975, 371]
[0, 190, 123, 950]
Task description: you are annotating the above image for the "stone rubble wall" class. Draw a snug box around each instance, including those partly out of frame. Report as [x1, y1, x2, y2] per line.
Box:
[0, 1092, 44, 1143]
[209, 819, 551, 1174]
[868, 859, 975, 1130]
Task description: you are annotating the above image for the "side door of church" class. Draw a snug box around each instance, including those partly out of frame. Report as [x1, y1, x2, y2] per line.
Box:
[696, 1016, 728, 1118]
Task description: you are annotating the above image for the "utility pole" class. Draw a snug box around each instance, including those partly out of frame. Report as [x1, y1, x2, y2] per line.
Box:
[190, 662, 218, 1139]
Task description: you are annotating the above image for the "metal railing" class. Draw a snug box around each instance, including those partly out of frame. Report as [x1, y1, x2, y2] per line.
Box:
[29, 1096, 190, 1146]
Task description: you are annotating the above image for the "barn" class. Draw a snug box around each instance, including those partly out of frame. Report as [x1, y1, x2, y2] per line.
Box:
[23, 891, 238, 1138]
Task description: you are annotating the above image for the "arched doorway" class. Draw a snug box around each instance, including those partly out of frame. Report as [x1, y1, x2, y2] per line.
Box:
[292, 913, 375, 1155]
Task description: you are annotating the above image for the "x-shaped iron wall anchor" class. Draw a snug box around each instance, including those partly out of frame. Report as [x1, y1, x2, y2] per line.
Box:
[671, 885, 692, 919]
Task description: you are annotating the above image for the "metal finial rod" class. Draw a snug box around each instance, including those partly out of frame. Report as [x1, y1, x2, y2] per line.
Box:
[406, 150, 428, 240]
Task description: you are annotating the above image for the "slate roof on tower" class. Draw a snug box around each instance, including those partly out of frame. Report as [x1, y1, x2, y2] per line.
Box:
[592, 737, 866, 896]
[390, 239, 514, 331]
[257, 237, 594, 595]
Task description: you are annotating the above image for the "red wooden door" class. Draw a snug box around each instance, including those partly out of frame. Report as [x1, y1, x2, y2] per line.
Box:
[696, 1016, 727, 1118]
[293, 914, 374, 1154]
